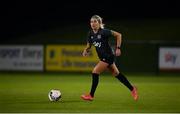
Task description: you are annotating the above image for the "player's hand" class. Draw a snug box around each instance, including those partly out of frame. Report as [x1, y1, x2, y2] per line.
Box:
[115, 48, 121, 56]
[82, 49, 88, 57]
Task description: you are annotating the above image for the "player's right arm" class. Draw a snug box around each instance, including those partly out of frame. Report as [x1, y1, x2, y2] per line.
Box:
[82, 43, 92, 57]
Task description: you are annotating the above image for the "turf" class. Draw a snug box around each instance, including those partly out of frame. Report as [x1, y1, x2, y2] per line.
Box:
[0, 73, 180, 113]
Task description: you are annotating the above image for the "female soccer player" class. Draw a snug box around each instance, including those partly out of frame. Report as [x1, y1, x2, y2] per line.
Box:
[81, 15, 138, 101]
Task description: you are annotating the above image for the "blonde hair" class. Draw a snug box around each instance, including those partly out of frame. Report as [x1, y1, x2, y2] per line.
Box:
[91, 15, 105, 29]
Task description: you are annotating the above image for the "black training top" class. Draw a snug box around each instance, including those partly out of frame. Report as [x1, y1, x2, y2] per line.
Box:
[87, 28, 114, 59]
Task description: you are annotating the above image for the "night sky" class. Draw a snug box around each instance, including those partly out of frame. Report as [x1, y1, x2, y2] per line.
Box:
[1, 0, 180, 39]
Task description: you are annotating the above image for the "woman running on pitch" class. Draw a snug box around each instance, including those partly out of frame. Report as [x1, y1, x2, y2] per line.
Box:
[81, 15, 138, 101]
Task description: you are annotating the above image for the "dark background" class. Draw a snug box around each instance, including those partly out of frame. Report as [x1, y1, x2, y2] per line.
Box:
[0, 0, 180, 73]
[1, 0, 180, 40]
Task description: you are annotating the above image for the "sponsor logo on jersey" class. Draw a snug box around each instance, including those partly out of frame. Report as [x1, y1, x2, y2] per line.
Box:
[97, 35, 101, 39]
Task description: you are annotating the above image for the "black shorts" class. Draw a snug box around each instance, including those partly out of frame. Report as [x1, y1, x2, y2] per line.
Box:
[100, 55, 115, 66]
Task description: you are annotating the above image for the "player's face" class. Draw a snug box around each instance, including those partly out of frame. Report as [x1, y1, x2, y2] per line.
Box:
[90, 18, 100, 30]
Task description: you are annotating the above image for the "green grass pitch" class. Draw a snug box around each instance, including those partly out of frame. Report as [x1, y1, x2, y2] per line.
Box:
[0, 72, 180, 113]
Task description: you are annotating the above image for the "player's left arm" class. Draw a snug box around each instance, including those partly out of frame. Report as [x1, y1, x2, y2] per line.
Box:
[111, 30, 122, 56]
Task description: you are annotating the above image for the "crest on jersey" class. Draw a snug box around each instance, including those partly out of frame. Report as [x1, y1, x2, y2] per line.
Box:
[97, 35, 101, 39]
[91, 36, 93, 39]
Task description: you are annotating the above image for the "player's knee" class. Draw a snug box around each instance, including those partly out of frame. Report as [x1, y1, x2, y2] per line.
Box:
[92, 68, 100, 74]
[112, 71, 119, 77]
[92, 70, 99, 74]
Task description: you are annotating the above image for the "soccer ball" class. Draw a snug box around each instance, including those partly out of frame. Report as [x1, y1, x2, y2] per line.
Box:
[48, 89, 61, 101]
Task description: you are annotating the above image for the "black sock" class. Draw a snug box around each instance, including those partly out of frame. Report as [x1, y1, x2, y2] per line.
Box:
[115, 72, 133, 91]
[90, 73, 99, 97]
